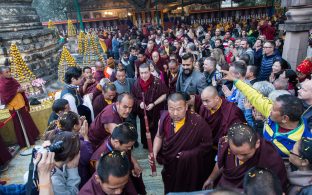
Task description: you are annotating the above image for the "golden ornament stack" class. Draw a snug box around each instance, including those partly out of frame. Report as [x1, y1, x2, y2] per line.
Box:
[83, 33, 91, 65]
[67, 20, 76, 37]
[78, 31, 85, 55]
[90, 34, 105, 64]
[9, 43, 36, 83]
[58, 46, 77, 82]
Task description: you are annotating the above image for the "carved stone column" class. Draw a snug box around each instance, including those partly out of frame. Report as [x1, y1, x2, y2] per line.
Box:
[281, 0, 312, 68]
[0, 0, 62, 80]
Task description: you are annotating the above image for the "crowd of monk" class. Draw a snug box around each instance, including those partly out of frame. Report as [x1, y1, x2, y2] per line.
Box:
[1, 19, 312, 195]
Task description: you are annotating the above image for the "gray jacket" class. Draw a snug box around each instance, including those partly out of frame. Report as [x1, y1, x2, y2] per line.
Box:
[51, 165, 80, 195]
[176, 70, 208, 95]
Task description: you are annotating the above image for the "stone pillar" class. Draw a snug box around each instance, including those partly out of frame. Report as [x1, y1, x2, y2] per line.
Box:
[0, 0, 62, 80]
[281, 0, 312, 69]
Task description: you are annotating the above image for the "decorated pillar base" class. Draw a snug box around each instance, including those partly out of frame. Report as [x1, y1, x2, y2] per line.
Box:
[281, 1, 312, 68]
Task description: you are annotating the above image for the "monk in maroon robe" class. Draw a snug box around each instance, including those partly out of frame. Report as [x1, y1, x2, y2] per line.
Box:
[88, 93, 134, 149]
[0, 135, 11, 166]
[90, 123, 146, 194]
[134, 51, 147, 78]
[79, 150, 137, 195]
[0, 66, 39, 147]
[166, 59, 180, 94]
[79, 66, 96, 96]
[152, 93, 213, 193]
[92, 82, 117, 118]
[132, 63, 168, 148]
[199, 86, 246, 146]
[144, 40, 158, 60]
[203, 123, 288, 192]
[94, 61, 105, 82]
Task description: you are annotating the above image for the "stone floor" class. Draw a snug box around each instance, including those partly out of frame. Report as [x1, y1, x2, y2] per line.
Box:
[0, 141, 164, 195]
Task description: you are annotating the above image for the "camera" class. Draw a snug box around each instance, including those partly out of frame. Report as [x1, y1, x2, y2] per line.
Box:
[31, 141, 64, 189]
[33, 140, 64, 156]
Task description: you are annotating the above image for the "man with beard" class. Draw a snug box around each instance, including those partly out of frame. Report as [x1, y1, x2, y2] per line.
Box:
[88, 93, 134, 149]
[151, 93, 213, 193]
[176, 52, 207, 95]
[120, 51, 134, 79]
[132, 63, 168, 149]
[203, 123, 288, 192]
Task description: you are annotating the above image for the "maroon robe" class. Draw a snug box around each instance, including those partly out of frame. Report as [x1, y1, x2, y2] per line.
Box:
[132, 76, 169, 148]
[134, 59, 147, 78]
[79, 78, 96, 96]
[90, 137, 146, 194]
[88, 104, 123, 149]
[94, 70, 104, 83]
[0, 135, 11, 165]
[167, 71, 179, 94]
[79, 173, 137, 195]
[199, 98, 246, 146]
[144, 47, 157, 60]
[217, 136, 288, 191]
[157, 111, 213, 193]
[0, 77, 39, 147]
[92, 94, 109, 118]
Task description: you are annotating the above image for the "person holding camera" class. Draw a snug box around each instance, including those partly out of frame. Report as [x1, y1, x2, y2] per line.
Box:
[45, 111, 93, 189]
[0, 148, 55, 195]
[50, 131, 81, 195]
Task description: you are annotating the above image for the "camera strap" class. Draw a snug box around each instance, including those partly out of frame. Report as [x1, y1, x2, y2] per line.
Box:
[25, 149, 38, 195]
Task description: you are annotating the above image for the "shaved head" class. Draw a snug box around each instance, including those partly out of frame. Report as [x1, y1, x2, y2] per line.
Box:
[201, 86, 221, 110]
[95, 61, 104, 68]
[202, 86, 219, 98]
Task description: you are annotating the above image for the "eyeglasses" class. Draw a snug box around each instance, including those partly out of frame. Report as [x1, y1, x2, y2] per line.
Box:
[289, 151, 302, 159]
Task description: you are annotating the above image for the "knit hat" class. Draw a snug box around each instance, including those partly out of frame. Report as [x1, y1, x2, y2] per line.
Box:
[296, 59, 312, 75]
[107, 57, 115, 68]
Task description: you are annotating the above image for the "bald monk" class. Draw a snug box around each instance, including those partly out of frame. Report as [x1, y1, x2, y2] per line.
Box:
[92, 82, 117, 118]
[199, 86, 246, 146]
[79, 150, 137, 195]
[88, 93, 134, 149]
[94, 61, 105, 82]
[132, 63, 168, 149]
[0, 66, 39, 147]
[90, 122, 146, 194]
[151, 93, 213, 193]
[203, 123, 288, 192]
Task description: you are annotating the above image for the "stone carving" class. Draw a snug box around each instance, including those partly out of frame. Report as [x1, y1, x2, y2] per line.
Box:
[0, 0, 62, 81]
